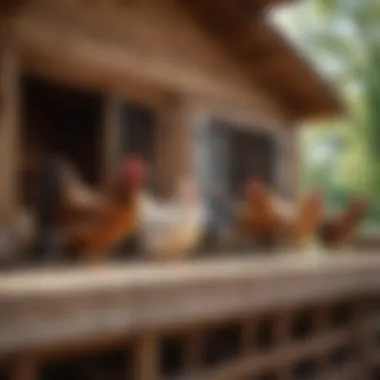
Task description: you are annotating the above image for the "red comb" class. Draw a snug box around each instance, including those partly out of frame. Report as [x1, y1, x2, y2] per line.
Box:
[122, 155, 146, 183]
[244, 177, 266, 197]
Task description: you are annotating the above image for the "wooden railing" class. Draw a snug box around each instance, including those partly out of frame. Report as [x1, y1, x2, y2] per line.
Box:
[1, 253, 380, 380]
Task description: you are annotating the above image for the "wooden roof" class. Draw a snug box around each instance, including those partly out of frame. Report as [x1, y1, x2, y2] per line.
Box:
[179, 0, 344, 122]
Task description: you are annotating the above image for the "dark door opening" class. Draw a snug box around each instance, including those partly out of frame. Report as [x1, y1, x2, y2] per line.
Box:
[20, 75, 104, 207]
[205, 119, 277, 198]
[228, 128, 276, 196]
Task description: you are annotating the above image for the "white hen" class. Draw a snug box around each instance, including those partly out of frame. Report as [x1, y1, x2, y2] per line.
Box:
[139, 179, 206, 261]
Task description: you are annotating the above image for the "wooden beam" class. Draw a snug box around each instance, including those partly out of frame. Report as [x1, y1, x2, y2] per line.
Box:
[0, 43, 19, 224]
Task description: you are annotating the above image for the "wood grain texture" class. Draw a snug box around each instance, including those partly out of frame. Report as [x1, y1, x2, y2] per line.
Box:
[1, 254, 380, 356]
[0, 43, 19, 224]
[11, 0, 283, 125]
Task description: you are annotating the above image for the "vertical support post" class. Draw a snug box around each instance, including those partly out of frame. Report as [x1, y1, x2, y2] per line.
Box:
[352, 299, 373, 378]
[102, 94, 122, 191]
[275, 311, 293, 380]
[11, 355, 38, 380]
[241, 317, 256, 355]
[133, 333, 160, 380]
[184, 330, 203, 372]
[0, 42, 19, 225]
[156, 96, 193, 198]
[289, 128, 300, 201]
[276, 129, 299, 202]
[314, 303, 331, 373]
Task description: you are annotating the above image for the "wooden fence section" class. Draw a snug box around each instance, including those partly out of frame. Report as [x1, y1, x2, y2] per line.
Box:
[0, 253, 380, 380]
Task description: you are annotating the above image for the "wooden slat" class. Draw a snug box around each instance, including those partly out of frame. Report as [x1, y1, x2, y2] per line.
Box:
[313, 304, 332, 371]
[192, 329, 350, 380]
[275, 311, 293, 380]
[0, 42, 19, 224]
[133, 333, 160, 380]
[240, 317, 256, 354]
[183, 330, 203, 371]
[352, 299, 373, 378]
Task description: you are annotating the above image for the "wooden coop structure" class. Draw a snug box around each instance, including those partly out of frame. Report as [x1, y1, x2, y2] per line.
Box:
[2, 1, 379, 380]
[0, 0, 342, 224]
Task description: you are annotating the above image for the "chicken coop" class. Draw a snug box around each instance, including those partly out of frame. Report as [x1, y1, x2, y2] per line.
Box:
[2, 0, 380, 380]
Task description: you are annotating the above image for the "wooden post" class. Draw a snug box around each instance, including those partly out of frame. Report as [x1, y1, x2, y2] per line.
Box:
[352, 299, 373, 378]
[184, 330, 203, 372]
[275, 311, 293, 380]
[241, 317, 256, 355]
[275, 129, 299, 201]
[102, 94, 122, 190]
[156, 96, 193, 198]
[133, 333, 160, 380]
[314, 304, 331, 372]
[289, 129, 300, 201]
[11, 356, 38, 380]
[0, 42, 19, 225]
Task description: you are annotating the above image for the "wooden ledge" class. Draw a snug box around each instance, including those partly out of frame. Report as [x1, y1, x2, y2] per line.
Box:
[0, 252, 380, 356]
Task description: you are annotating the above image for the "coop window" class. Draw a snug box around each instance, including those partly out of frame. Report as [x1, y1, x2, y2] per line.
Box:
[228, 128, 276, 196]
[203, 119, 277, 199]
[20, 75, 104, 207]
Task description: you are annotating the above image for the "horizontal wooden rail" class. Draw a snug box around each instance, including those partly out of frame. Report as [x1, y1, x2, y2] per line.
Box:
[0, 253, 380, 380]
[1, 253, 380, 355]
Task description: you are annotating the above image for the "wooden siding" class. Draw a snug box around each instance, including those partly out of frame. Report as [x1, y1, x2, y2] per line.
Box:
[11, 0, 285, 126]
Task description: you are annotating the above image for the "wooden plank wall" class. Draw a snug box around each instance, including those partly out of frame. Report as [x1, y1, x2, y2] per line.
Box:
[11, 0, 284, 126]
[1, 0, 297, 220]
[8, 0, 290, 200]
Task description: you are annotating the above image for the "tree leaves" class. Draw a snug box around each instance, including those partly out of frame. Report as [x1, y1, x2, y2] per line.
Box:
[278, 0, 380, 225]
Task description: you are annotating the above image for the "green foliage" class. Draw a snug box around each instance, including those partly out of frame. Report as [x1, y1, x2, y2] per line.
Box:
[278, 0, 380, 227]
